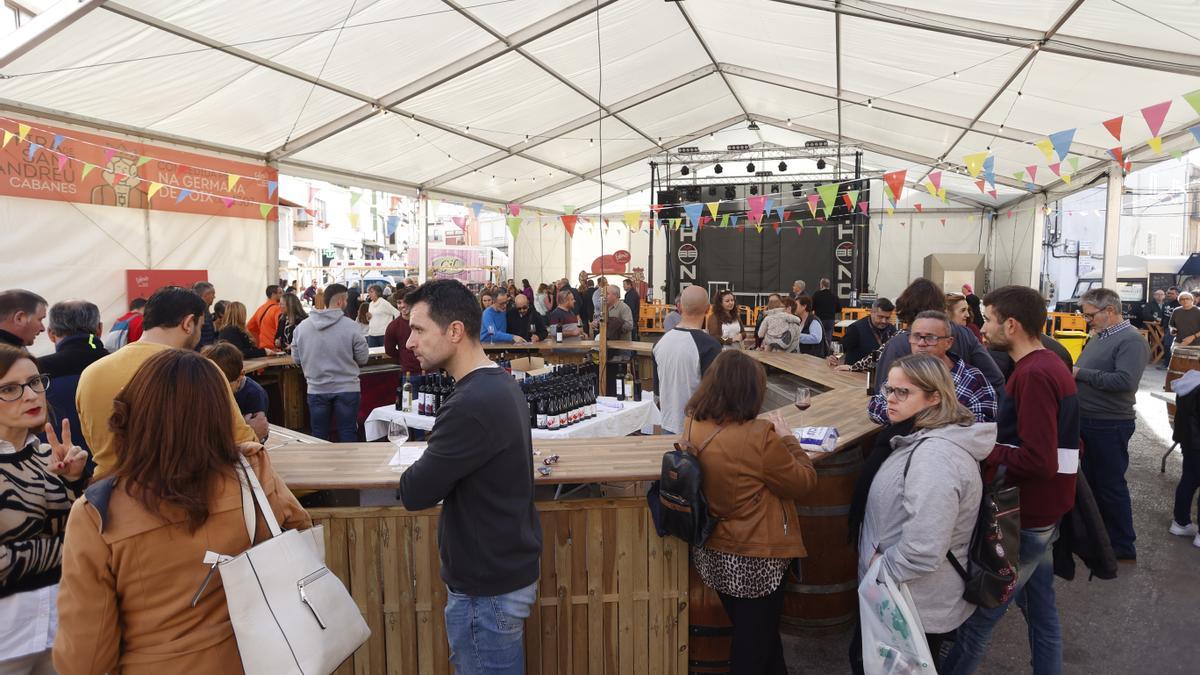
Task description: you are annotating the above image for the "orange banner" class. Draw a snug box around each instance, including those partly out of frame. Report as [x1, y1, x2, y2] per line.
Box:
[0, 117, 276, 219]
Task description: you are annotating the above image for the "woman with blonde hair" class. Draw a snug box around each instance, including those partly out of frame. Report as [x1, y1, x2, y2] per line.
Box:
[215, 301, 270, 359]
[685, 350, 817, 673]
[946, 292, 983, 342]
[852, 353, 996, 671]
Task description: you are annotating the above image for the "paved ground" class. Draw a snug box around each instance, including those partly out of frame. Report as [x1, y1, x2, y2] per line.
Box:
[782, 366, 1197, 674]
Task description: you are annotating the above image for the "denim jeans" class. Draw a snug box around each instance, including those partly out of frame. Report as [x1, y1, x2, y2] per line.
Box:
[444, 581, 537, 675]
[307, 392, 360, 442]
[366, 334, 385, 348]
[1080, 417, 1138, 558]
[1174, 448, 1200, 525]
[943, 525, 1061, 675]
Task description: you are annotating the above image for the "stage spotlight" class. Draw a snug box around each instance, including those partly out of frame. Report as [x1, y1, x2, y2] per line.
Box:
[770, 184, 780, 194]
[778, 161, 787, 172]
[746, 162, 755, 173]
[747, 120, 760, 131]
[791, 183, 802, 195]
[749, 185, 759, 195]
[724, 186, 736, 200]
[708, 186, 717, 197]
[714, 163, 723, 174]
[816, 158, 826, 170]
[680, 165, 690, 176]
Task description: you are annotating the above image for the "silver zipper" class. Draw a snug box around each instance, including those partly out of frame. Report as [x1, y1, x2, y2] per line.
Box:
[298, 567, 331, 629]
[783, 507, 790, 535]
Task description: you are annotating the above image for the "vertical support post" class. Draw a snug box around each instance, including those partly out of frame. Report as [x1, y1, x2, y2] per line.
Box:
[1103, 169, 1124, 288]
[1029, 193, 1047, 292]
[418, 194, 429, 284]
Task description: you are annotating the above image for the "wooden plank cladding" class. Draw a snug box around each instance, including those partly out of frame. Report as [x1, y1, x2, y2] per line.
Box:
[309, 499, 690, 675]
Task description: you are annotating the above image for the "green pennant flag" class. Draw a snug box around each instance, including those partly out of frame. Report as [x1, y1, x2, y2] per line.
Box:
[1172, 150, 1185, 161]
[720, 214, 730, 228]
[1013, 170, 1026, 182]
[135, 156, 152, 168]
[883, 183, 894, 200]
[81, 163, 96, 180]
[1184, 89, 1200, 116]
[816, 183, 840, 218]
[506, 215, 522, 239]
[259, 203, 273, 219]
[350, 192, 362, 207]
[846, 189, 859, 209]
[1067, 156, 1080, 173]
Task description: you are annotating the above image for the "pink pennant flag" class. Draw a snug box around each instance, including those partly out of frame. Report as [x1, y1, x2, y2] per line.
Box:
[451, 216, 466, 230]
[804, 194, 819, 218]
[1102, 116, 1123, 143]
[55, 153, 68, 171]
[914, 203, 924, 213]
[1048, 163, 1061, 177]
[1141, 100, 1171, 138]
[987, 189, 998, 199]
[858, 201, 869, 214]
[103, 148, 117, 165]
[1025, 165, 1038, 182]
[747, 195, 766, 222]
[929, 171, 942, 191]
[507, 203, 520, 216]
[1007, 210, 1014, 218]
[221, 197, 234, 208]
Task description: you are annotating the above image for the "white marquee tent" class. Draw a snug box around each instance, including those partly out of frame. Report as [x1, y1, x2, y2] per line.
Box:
[4, 0, 1200, 294]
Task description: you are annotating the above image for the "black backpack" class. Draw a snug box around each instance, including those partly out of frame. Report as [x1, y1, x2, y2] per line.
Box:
[905, 444, 1021, 610]
[647, 423, 725, 547]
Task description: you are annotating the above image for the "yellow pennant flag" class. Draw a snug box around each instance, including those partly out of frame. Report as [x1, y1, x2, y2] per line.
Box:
[963, 152, 989, 178]
[81, 163, 96, 180]
[1147, 136, 1164, 154]
[1035, 139, 1055, 162]
[227, 174, 240, 191]
[1062, 174, 1073, 185]
[924, 180, 937, 197]
[938, 187, 948, 203]
[147, 182, 164, 200]
[623, 210, 642, 232]
[706, 202, 720, 219]
[349, 213, 360, 228]
[17, 124, 30, 142]
[886, 206, 895, 216]
[1, 130, 11, 148]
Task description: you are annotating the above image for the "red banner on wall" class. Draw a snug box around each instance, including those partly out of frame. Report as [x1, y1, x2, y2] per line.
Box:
[0, 117, 276, 219]
[126, 269, 209, 302]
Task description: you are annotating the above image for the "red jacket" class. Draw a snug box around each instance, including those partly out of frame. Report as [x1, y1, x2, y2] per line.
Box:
[246, 300, 281, 350]
[383, 316, 421, 373]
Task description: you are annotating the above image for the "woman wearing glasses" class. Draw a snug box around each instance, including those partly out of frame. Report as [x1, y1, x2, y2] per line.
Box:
[0, 344, 88, 673]
[852, 354, 996, 672]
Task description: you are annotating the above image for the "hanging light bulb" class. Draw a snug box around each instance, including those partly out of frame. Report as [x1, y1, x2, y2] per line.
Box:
[1017, 91, 1024, 98]
[867, 99, 873, 108]
[787, 118, 792, 126]
[998, 123, 1005, 131]
[589, 138, 594, 147]
[953, 71, 959, 78]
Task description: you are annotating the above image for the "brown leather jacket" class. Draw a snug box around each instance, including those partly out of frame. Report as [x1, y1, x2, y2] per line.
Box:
[687, 417, 818, 558]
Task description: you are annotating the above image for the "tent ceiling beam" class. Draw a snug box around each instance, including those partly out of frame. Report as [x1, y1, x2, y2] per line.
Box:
[720, 65, 1109, 159]
[750, 113, 1027, 193]
[674, 3, 759, 142]
[267, 0, 620, 160]
[916, 0, 1086, 187]
[441, 0, 663, 149]
[770, 0, 1200, 77]
[834, 7, 843, 173]
[419, 64, 718, 189]
[0, 0, 105, 68]
[513, 114, 747, 205]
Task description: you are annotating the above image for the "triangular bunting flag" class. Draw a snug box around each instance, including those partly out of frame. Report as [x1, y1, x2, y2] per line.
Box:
[471, 202, 483, 219]
[175, 188, 192, 204]
[1063, 174, 1073, 185]
[17, 124, 29, 142]
[451, 216, 466, 230]
[1148, 136, 1164, 154]
[1190, 127, 1200, 144]
[221, 197, 234, 208]
[26, 142, 40, 161]
[729, 214, 740, 231]
[135, 155, 151, 169]
[506, 215, 522, 239]
[938, 187, 947, 203]
[773, 221, 781, 234]
[706, 202, 720, 219]
[763, 197, 775, 220]
[1035, 139, 1055, 163]
[987, 189, 998, 199]
[670, 217, 682, 231]
[561, 214, 577, 237]
[883, 170, 906, 202]
[175, 164, 189, 179]
[1, 130, 11, 148]
[858, 201, 869, 214]
[1141, 100, 1171, 138]
[843, 193, 855, 209]
[719, 214, 730, 228]
[914, 203, 924, 213]
[227, 174, 240, 191]
[754, 221, 763, 234]
[975, 179, 986, 193]
[1048, 129, 1075, 161]
[816, 182, 840, 217]
[55, 153, 68, 171]
[807, 194, 820, 218]
[683, 203, 704, 230]
[81, 163, 95, 180]
[563, 205, 575, 215]
[1172, 150, 1185, 160]
[940, 218, 946, 226]
[886, 205, 894, 216]
[846, 189, 860, 209]
[147, 182, 164, 200]
[1048, 163, 1061, 177]
[50, 134, 63, 151]
[267, 181, 278, 199]
[1184, 90, 1200, 116]
[103, 148, 117, 165]
[623, 210, 642, 232]
[1067, 156, 1080, 173]
[111, 172, 126, 186]
[260, 203, 274, 219]
[924, 180, 937, 196]
[507, 203, 521, 216]
[929, 171, 942, 191]
[1026, 165, 1038, 182]
[698, 215, 711, 230]
[746, 195, 766, 222]
[349, 213, 359, 228]
[774, 206, 787, 224]
[1013, 171, 1026, 182]
[963, 152, 989, 178]
[883, 183, 894, 201]
[1103, 116, 1124, 142]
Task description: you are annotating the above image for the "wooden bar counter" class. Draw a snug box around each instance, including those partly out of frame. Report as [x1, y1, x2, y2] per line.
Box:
[268, 353, 876, 674]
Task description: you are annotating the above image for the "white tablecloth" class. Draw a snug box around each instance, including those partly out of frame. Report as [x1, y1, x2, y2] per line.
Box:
[364, 396, 661, 440]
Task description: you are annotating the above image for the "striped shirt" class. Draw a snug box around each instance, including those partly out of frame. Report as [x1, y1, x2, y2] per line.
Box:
[868, 354, 997, 425]
[1095, 319, 1132, 341]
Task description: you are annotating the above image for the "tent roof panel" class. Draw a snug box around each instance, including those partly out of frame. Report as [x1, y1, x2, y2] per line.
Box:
[466, 0, 580, 36]
[617, 74, 743, 143]
[1057, 1, 1200, 57]
[839, 106, 959, 159]
[866, 0, 1076, 32]
[527, 180, 608, 212]
[437, 155, 563, 200]
[725, 76, 846, 126]
[521, 119, 653, 175]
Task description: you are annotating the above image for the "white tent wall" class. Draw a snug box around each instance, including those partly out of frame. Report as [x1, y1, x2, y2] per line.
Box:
[0, 194, 270, 355]
[989, 205, 1042, 292]
[626, 227, 667, 301]
[511, 217, 569, 285]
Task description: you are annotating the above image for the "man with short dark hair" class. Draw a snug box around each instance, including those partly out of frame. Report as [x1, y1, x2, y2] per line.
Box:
[193, 281, 217, 349]
[0, 288, 48, 346]
[944, 285, 1079, 675]
[77, 287, 265, 478]
[811, 277, 841, 342]
[399, 279, 542, 672]
[104, 297, 147, 350]
[292, 283, 370, 442]
[39, 300, 108, 472]
[246, 285, 283, 350]
[841, 298, 895, 365]
[480, 291, 525, 343]
[623, 278, 641, 340]
[1161, 286, 1182, 368]
[1075, 287, 1149, 561]
[384, 288, 421, 374]
[547, 289, 584, 338]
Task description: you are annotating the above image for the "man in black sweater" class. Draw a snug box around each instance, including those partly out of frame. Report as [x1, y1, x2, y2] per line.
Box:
[398, 279, 542, 672]
[811, 277, 841, 341]
[506, 293, 547, 342]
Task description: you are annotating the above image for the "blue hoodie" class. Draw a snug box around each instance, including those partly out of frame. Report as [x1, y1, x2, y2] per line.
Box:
[292, 308, 369, 394]
[480, 306, 516, 342]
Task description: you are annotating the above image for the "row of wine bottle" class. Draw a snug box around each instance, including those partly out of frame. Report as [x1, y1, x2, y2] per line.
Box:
[395, 373, 456, 416]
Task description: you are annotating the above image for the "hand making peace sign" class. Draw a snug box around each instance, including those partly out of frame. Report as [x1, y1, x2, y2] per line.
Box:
[44, 419, 88, 483]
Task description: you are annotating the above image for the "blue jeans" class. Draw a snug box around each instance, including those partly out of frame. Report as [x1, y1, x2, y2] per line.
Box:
[1080, 417, 1137, 558]
[444, 581, 537, 675]
[943, 525, 1061, 675]
[367, 334, 385, 348]
[307, 392, 360, 442]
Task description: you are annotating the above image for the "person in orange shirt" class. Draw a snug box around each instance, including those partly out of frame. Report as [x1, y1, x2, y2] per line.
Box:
[245, 285, 283, 350]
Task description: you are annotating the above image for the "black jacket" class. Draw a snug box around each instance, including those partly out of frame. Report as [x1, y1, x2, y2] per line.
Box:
[197, 311, 217, 350]
[1053, 471, 1118, 581]
[811, 288, 841, 321]
[1173, 387, 1200, 454]
[38, 334, 109, 462]
[218, 326, 267, 358]
[842, 316, 895, 366]
[506, 307, 548, 341]
[0, 329, 24, 347]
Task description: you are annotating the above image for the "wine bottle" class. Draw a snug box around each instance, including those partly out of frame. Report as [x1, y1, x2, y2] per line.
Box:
[557, 390, 568, 429]
[401, 376, 413, 411]
[537, 394, 548, 430]
[547, 391, 560, 430]
[615, 364, 626, 401]
[416, 375, 426, 415]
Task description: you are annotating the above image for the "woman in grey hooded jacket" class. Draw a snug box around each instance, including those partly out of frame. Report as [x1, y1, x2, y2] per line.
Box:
[859, 353, 998, 663]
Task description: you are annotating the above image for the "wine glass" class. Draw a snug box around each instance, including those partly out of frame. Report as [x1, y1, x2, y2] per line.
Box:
[387, 419, 410, 448]
[831, 341, 843, 358]
[794, 386, 812, 413]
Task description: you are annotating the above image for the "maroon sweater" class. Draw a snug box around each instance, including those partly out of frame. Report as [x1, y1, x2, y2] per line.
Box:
[986, 348, 1080, 529]
[383, 316, 421, 373]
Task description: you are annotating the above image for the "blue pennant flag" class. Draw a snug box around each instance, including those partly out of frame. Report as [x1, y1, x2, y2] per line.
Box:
[683, 202, 704, 230]
[267, 180, 278, 199]
[175, 188, 192, 204]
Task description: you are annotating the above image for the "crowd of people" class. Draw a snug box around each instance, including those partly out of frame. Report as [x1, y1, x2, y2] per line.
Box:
[0, 267, 1186, 675]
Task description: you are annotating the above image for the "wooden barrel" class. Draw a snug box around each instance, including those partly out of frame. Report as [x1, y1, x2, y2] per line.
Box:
[781, 445, 864, 633]
[688, 565, 732, 674]
[1166, 346, 1200, 426]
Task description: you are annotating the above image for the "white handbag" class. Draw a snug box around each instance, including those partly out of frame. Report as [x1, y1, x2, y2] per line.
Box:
[193, 454, 370, 674]
[858, 556, 936, 675]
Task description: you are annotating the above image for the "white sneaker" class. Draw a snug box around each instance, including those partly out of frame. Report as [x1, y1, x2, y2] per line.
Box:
[1170, 521, 1198, 536]
[1194, 533, 1200, 549]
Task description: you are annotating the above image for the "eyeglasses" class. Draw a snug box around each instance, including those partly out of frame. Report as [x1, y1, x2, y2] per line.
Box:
[881, 384, 911, 402]
[909, 333, 950, 345]
[0, 374, 50, 402]
[1081, 308, 1110, 321]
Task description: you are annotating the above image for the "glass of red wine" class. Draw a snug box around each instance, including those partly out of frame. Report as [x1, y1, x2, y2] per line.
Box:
[794, 386, 812, 413]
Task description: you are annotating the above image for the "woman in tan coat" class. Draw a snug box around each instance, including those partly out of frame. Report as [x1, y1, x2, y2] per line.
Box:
[684, 350, 817, 674]
[53, 349, 311, 675]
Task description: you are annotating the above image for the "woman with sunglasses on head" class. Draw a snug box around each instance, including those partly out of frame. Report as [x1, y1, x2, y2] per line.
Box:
[850, 354, 996, 672]
[0, 344, 88, 674]
[946, 293, 984, 343]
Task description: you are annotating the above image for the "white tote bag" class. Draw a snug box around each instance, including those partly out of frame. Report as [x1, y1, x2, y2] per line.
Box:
[198, 455, 370, 675]
[858, 556, 936, 675]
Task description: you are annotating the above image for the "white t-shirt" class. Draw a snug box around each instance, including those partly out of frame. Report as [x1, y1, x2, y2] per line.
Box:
[652, 327, 723, 434]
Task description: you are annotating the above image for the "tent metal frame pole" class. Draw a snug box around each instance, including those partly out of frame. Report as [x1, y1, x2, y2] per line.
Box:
[648, 161, 657, 302]
[0, 0, 106, 68]
[1102, 170, 1123, 289]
